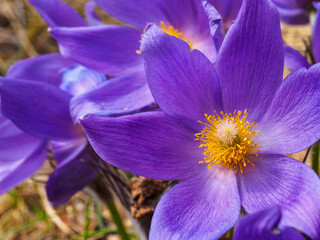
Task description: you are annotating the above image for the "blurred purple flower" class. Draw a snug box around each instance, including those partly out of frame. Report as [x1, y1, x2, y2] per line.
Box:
[234, 206, 305, 240]
[0, 54, 99, 205]
[81, 0, 320, 239]
[271, 0, 315, 24]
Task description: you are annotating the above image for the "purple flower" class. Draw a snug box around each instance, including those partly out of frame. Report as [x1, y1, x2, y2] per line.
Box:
[271, 0, 315, 24]
[234, 206, 305, 240]
[0, 54, 101, 205]
[81, 0, 320, 239]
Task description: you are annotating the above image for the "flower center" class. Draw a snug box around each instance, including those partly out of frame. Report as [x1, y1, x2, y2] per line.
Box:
[195, 110, 260, 173]
[136, 21, 193, 54]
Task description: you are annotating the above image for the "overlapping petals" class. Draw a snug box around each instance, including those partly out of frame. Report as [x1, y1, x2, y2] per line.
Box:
[271, 0, 313, 24]
[238, 155, 320, 239]
[141, 25, 222, 128]
[70, 70, 154, 122]
[6, 53, 74, 86]
[150, 167, 240, 239]
[284, 45, 310, 71]
[29, 0, 86, 27]
[82, 111, 205, 181]
[0, 116, 47, 194]
[215, 0, 284, 122]
[255, 65, 320, 155]
[0, 79, 81, 141]
[234, 206, 305, 240]
[50, 26, 143, 76]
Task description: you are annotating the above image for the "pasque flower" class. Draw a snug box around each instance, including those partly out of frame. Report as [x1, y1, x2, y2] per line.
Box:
[271, 0, 316, 24]
[234, 206, 305, 240]
[0, 54, 100, 205]
[81, 0, 320, 239]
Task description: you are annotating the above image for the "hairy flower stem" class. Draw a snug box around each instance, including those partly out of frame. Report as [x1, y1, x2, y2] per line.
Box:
[106, 200, 130, 240]
[312, 141, 320, 176]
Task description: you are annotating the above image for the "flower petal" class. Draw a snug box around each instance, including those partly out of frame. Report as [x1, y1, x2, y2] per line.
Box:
[234, 206, 305, 240]
[0, 78, 81, 141]
[70, 70, 154, 122]
[272, 5, 310, 25]
[0, 139, 47, 195]
[255, 65, 320, 154]
[95, 0, 164, 29]
[29, 0, 86, 27]
[271, 0, 312, 25]
[312, 3, 320, 62]
[206, 0, 242, 28]
[84, 1, 102, 26]
[141, 25, 223, 129]
[238, 154, 320, 239]
[60, 65, 107, 96]
[50, 25, 143, 76]
[6, 54, 74, 86]
[160, 0, 219, 62]
[215, 0, 284, 122]
[150, 167, 240, 239]
[46, 148, 96, 206]
[202, 1, 224, 59]
[81, 111, 205, 181]
[284, 45, 310, 71]
[51, 137, 87, 165]
[234, 206, 282, 240]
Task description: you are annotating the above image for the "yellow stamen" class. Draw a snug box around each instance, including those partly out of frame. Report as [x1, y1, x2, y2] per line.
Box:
[195, 110, 260, 173]
[136, 21, 193, 54]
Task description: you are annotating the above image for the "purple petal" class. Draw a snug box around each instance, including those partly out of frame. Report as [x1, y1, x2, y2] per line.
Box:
[271, 0, 312, 25]
[84, 1, 102, 26]
[272, 0, 313, 8]
[255, 65, 320, 155]
[234, 206, 282, 240]
[312, 4, 320, 62]
[51, 137, 87, 165]
[281, 227, 306, 240]
[215, 0, 284, 122]
[0, 116, 21, 138]
[141, 25, 222, 129]
[275, 6, 310, 25]
[0, 130, 42, 162]
[60, 65, 107, 96]
[234, 206, 304, 240]
[29, 0, 86, 27]
[202, 1, 224, 59]
[46, 147, 96, 205]
[0, 78, 82, 141]
[6, 54, 74, 86]
[95, 0, 164, 29]
[150, 167, 240, 239]
[50, 25, 143, 76]
[70, 70, 154, 122]
[206, 0, 243, 28]
[238, 154, 320, 239]
[81, 111, 205, 181]
[0, 139, 47, 195]
[284, 45, 310, 71]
